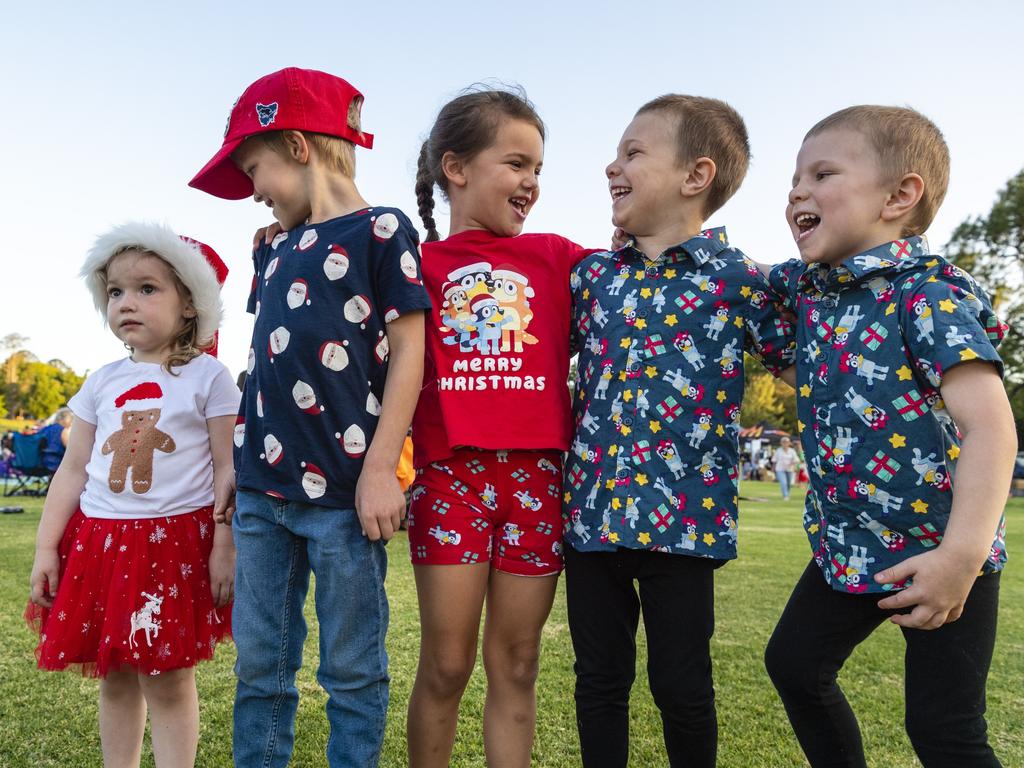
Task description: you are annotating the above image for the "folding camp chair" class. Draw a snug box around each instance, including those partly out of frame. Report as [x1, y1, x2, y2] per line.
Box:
[3, 432, 54, 496]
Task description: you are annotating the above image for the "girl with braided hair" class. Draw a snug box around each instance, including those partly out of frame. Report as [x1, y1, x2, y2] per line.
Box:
[407, 87, 595, 767]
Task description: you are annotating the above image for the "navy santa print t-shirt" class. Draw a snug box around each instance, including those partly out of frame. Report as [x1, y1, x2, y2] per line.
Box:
[235, 207, 432, 508]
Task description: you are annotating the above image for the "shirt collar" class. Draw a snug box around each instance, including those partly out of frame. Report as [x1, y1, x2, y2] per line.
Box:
[798, 235, 931, 292]
[619, 226, 730, 266]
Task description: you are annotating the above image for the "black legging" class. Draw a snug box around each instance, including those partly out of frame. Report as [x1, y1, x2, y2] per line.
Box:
[565, 544, 719, 768]
[765, 560, 1002, 768]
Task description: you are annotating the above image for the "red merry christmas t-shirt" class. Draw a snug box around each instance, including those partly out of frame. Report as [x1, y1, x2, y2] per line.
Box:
[413, 229, 590, 466]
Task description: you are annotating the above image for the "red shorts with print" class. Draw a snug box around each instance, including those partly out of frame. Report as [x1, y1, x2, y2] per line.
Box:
[407, 448, 564, 576]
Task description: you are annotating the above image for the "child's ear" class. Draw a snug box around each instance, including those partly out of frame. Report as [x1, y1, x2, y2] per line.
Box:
[283, 130, 311, 164]
[441, 151, 467, 188]
[881, 173, 925, 223]
[183, 304, 198, 319]
[681, 157, 716, 200]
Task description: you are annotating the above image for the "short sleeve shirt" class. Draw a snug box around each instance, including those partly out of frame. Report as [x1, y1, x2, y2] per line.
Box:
[236, 207, 432, 508]
[412, 229, 591, 467]
[563, 229, 796, 559]
[769, 237, 1007, 593]
[70, 354, 240, 518]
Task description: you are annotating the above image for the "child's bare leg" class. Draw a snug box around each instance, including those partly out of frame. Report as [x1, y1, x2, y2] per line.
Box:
[482, 571, 558, 768]
[138, 667, 198, 768]
[407, 563, 489, 768]
[99, 669, 146, 768]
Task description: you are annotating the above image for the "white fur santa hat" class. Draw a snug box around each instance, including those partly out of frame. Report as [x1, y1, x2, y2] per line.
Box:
[81, 222, 226, 349]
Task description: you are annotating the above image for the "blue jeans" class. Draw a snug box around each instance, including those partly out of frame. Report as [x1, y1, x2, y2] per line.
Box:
[776, 469, 792, 499]
[232, 490, 389, 768]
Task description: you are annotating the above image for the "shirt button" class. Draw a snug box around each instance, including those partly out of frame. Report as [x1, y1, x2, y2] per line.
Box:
[617, 468, 631, 479]
[822, 297, 837, 308]
[637, 308, 649, 318]
[646, 267, 658, 278]
[629, 363, 641, 372]
[623, 417, 633, 426]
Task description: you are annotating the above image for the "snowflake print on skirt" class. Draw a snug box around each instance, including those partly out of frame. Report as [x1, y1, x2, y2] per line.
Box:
[25, 506, 231, 677]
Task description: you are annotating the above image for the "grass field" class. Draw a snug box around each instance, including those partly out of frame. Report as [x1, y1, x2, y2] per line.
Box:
[1, 483, 1021, 767]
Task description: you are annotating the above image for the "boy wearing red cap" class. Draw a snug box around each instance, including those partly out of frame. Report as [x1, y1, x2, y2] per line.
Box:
[191, 68, 430, 767]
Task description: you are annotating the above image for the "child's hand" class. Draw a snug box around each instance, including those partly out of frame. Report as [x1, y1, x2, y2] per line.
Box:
[874, 548, 980, 629]
[208, 526, 235, 607]
[252, 222, 285, 249]
[29, 547, 60, 608]
[355, 467, 404, 542]
[214, 471, 237, 525]
[611, 228, 632, 250]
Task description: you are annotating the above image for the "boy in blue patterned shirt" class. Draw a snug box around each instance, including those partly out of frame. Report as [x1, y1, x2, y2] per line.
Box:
[764, 105, 1014, 768]
[563, 95, 796, 767]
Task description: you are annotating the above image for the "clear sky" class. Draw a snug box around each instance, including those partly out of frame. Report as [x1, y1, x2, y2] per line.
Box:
[2, 0, 1022, 380]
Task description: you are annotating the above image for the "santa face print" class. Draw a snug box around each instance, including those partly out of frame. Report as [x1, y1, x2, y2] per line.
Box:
[233, 137, 312, 231]
[449, 118, 543, 238]
[105, 250, 195, 365]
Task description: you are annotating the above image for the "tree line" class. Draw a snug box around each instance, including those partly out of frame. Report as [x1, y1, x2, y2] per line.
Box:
[1, 334, 85, 421]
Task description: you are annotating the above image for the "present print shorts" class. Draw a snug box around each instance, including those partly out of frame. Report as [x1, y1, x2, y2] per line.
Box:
[407, 448, 564, 576]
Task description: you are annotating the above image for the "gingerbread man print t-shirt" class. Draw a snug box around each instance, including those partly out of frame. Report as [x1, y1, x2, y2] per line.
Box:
[413, 229, 592, 467]
[70, 354, 241, 518]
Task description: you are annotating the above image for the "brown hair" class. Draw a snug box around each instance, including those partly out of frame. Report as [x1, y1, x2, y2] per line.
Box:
[805, 105, 949, 236]
[635, 95, 751, 218]
[259, 96, 365, 178]
[415, 86, 545, 242]
[102, 249, 208, 374]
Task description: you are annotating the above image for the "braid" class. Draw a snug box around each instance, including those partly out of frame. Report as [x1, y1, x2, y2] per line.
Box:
[415, 141, 440, 242]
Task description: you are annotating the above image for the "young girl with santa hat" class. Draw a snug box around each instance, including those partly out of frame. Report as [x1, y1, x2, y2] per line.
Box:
[26, 222, 240, 767]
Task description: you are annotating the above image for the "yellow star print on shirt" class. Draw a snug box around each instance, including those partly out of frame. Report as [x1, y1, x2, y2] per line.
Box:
[939, 298, 957, 313]
[889, 434, 907, 448]
[649, 421, 661, 433]
[646, 365, 658, 378]
[664, 268, 677, 279]
[960, 348, 979, 361]
[947, 445, 960, 460]
[896, 365, 913, 381]
[703, 532, 716, 546]
[800, 384, 811, 397]
[911, 499, 929, 514]
[640, 287, 652, 299]
[702, 497, 714, 510]
[638, 532, 652, 545]
[665, 314, 678, 326]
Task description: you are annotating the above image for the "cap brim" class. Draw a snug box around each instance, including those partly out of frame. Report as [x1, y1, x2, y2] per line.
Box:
[188, 138, 253, 200]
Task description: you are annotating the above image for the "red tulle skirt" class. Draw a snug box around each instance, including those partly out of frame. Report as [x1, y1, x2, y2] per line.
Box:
[25, 507, 232, 677]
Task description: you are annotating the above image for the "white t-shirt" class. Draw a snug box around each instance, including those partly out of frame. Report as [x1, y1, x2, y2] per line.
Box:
[70, 354, 240, 519]
[772, 446, 799, 473]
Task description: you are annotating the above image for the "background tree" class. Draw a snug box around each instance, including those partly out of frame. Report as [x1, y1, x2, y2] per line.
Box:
[946, 168, 1024, 438]
[0, 339, 86, 421]
[741, 353, 798, 432]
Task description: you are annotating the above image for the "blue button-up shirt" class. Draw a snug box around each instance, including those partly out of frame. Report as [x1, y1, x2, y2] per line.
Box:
[563, 229, 796, 559]
[769, 237, 1007, 593]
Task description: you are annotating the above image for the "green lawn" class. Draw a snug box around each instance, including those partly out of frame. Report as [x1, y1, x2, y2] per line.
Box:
[2, 483, 1021, 766]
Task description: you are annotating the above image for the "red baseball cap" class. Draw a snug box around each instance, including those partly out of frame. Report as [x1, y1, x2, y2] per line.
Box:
[189, 67, 374, 200]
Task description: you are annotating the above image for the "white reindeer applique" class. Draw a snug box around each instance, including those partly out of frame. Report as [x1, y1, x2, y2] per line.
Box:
[128, 591, 164, 650]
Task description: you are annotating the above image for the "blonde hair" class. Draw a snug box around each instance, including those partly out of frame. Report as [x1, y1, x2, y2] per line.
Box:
[635, 95, 751, 218]
[101, 248, 208, 374]
[261, 96, 365, 178]
[805, 105, 950, 236]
